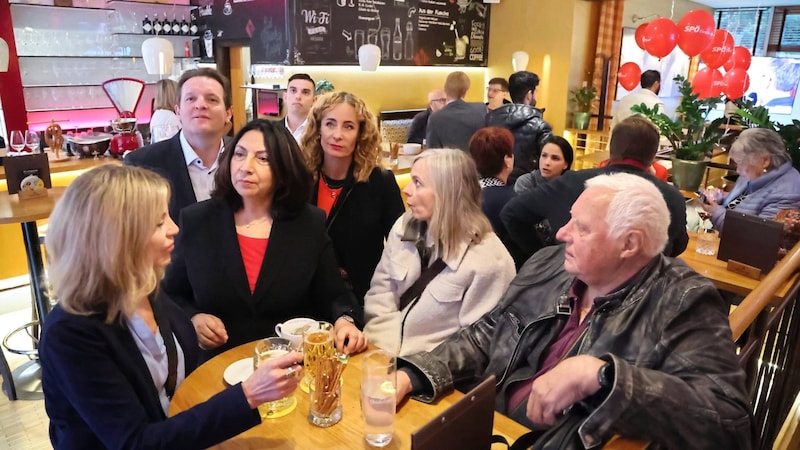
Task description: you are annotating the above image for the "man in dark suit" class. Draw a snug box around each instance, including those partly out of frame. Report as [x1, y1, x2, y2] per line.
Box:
[500, 115, 689, 260]
[425, 71, 487, 152]
[125, 67, 233, 221]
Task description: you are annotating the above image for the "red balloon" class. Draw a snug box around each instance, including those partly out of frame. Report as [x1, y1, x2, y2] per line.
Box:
[700, 29, 735, 69]
[618, 62, 642, 91]
[722, 68, 751, 100]
[635, 23, 649, 50]
[692, 67, 724, 99]
[642, 18, 679, 58]
[722, 46, 752, 72]
[676, 9, 716, 56]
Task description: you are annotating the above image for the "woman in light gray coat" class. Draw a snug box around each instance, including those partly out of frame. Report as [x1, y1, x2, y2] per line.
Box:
[364, 149, 515, 356]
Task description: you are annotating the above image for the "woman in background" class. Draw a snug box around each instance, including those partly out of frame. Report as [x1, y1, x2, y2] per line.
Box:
[364, 149, 515, 356]
[469, 127, 526, 267]
[40, 165, 303, 449]
[300, 92, 405, 312]
[149, 79, 181, 143]
[513, 135, 573, 193]
[163, 119, 367, 359]
[701, 127, 800, 231]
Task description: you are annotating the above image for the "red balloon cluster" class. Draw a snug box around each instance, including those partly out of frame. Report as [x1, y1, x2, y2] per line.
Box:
[620, 9, 754, 100]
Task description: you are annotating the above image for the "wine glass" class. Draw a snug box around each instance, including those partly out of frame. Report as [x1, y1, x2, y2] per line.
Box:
[9, 131, 25, 155]
[25, 130, 40, 153]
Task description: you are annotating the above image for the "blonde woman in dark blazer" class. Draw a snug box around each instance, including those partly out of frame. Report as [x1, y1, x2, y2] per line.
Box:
[40, 165, 304, 449]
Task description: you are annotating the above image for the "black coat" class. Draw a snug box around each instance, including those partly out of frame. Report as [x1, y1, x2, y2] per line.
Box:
[162, 199, 359, 359]
[311, 167, 405, 310]
[486, 104, 553, 183]
[500, 163, 689, 260]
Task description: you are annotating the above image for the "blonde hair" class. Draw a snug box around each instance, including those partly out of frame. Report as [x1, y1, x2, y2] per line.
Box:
[46, 165, 171, 324]
[410, 148, 492, 260]
[154, 79, 178, 111]
[299, 91, 382, 183]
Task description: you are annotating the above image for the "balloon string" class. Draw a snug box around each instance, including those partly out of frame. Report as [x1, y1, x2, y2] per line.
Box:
[670, 0, 675, 20]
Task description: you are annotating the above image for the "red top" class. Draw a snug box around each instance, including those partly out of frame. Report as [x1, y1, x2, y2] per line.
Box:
[317, 181, 343, 217]
[237, 234, 269, 293]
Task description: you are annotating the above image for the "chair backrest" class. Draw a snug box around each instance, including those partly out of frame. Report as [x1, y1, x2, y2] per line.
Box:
[411, 375, 496, 450]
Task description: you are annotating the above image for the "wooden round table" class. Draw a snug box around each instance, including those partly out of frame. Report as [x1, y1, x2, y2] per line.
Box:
[169, 342, 529, 449]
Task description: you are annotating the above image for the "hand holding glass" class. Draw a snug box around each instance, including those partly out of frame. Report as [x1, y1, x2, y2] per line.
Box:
[253, 337, 298, 419]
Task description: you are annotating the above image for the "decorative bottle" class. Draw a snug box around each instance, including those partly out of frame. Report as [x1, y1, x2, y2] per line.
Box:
[403, 21, 413, 60]
[392, 18, 402, 61]
[142, 15, 153, 35]
[152, 12, 162, 35]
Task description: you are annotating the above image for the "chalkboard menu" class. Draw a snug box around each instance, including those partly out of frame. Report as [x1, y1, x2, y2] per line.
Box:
[194, 0, 291, 64]
[194, 0, 490, 66]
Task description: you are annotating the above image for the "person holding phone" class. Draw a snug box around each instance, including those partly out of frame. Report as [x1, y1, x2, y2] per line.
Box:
[699, 128, 800, 231]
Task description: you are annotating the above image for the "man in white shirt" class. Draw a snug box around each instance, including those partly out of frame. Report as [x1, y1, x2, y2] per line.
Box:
[283, 73, 316, 143]
[125, 67, 232, 221]
[610, 70, 666, 129]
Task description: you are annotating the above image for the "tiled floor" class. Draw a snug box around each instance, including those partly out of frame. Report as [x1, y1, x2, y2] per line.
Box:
[0, 285, 51, 450]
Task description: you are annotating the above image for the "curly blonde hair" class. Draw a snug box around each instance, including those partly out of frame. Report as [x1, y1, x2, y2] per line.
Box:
[299, 91, 383, 182]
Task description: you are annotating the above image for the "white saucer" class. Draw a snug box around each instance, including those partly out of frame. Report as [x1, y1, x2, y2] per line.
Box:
[223, 358, 253, 385]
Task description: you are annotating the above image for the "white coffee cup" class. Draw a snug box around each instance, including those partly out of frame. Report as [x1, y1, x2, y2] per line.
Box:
[402, 143, 422, 155]
[275, 317, 317, 348]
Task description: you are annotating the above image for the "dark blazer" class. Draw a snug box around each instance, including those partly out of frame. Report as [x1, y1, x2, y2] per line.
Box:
[426, 99, 487, 152]
[39, 291, 260, 449]
[311, 167, 405, 309]
[124, 133, 197, 222]
[481, 184, 527, 269]
[406, 108, 431, 144]
[500, 163, 689, 260]
[162, 198, 360, 358]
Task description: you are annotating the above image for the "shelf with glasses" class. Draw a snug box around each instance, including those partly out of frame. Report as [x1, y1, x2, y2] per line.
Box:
[9, 3, 111, 11]
[27, 106, 117, 113]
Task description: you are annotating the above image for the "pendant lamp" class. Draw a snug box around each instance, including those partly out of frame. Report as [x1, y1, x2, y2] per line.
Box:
[358, 44, 381, 71]
[142, 37, 174, 77]
[512, 51, 529, 72]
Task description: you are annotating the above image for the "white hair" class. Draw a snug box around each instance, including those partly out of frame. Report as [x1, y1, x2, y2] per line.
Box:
[585, 173, 669, 257]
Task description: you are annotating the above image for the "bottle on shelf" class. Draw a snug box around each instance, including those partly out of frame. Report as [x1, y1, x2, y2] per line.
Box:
[171, 14, 181, 36]
[161, 12, 171, 35]
[152, 11, 162, 35]
[189, 10, 199, 36]
[180, 15, 190, 36]
[392, 17, 402, 61]
[142, 14, 153, 35]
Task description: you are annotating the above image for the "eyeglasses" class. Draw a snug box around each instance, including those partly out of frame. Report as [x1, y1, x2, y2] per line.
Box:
[486, 87, 507, 94]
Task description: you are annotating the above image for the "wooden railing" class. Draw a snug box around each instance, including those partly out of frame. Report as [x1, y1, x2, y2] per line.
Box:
[728, 240, 800, 449]
[604, 240, 800, 450]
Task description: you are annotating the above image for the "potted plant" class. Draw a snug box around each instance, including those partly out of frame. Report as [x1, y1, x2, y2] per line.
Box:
[569, 84, 597, 130]
[631, 75, 727, 191]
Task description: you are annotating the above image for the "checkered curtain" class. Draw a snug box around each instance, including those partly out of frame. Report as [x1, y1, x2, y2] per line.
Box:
[592, 0, 624, 125]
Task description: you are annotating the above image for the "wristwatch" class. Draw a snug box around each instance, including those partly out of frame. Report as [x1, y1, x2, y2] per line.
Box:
[337, 315, 356, 325]
[597, 361, 614, 392]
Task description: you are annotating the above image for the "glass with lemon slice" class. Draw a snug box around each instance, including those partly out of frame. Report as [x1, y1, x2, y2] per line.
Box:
[360, 350, 397, 447]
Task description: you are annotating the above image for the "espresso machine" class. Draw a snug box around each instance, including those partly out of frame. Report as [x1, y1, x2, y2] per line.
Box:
[102, 77, 145, 157]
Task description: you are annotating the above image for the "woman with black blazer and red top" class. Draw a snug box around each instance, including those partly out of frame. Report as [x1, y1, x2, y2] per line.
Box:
[300, 92, 405, 310]
[162, 119, 368, 359]
[39, 165, 304, 449]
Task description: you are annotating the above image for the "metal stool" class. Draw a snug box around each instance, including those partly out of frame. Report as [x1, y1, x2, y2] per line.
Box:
[2, 320, 43, 401]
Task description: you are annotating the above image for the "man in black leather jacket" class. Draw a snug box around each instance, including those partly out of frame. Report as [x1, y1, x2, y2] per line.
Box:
[395, 173, 751, 449]
[486, 71, 553, 184]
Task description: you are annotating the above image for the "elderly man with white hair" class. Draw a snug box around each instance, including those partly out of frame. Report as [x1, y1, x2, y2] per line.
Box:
[394, 172, 752, 449]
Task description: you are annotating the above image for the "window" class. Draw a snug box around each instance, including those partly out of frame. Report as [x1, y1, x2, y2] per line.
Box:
[767, 7, 800, 55]
[716, 8, 771, 56]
